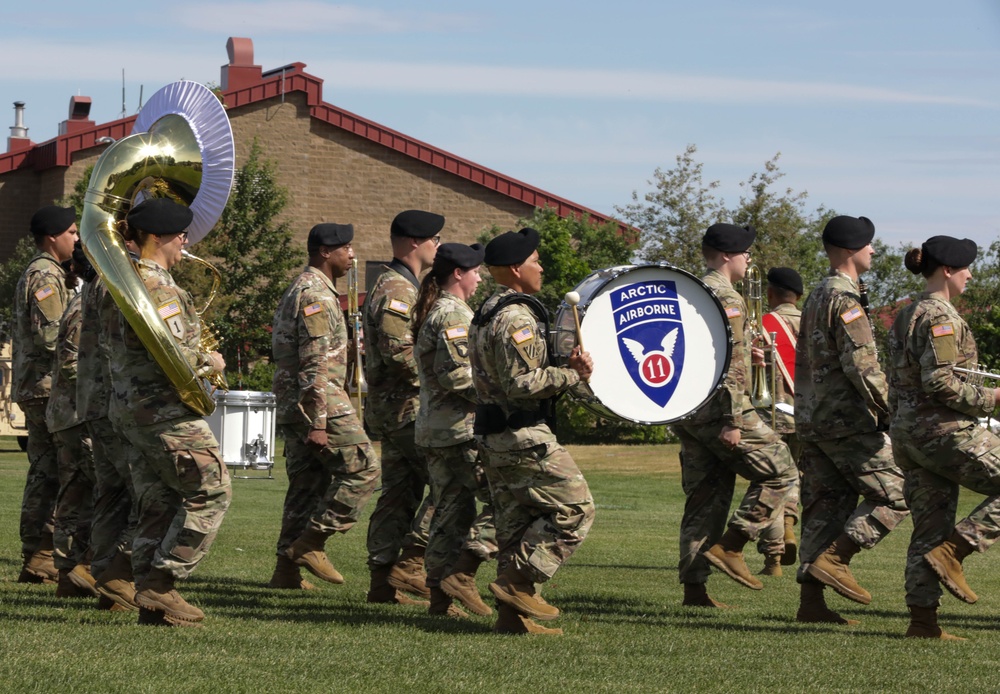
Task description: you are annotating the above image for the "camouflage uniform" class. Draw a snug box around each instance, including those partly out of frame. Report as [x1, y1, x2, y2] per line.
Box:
[756, 302, 802, 556]
[415, 290, 497, 585]
[45, 291, 96, 571]
[271, 266, 379, 555]
[12, 250, 69, 556]
[888, 292, 1000, 608]
[469, 286, 594, 584]
[363, 261, 433, 567]
[794, 270, 908, 581]
[672, 270, 797, 584]
[78, 276, 136, 578]
[108, 259, 231, 583]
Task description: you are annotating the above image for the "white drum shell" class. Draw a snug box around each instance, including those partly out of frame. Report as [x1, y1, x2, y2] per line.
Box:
[204, 390, 276, 471]
[554, 264, 732, 425]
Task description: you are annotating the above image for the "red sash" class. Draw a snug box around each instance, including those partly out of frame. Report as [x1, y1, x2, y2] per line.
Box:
[762, 312, 796, 395]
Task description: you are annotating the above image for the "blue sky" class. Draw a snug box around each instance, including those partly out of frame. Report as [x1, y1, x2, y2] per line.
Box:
[2, 1, 998, 249]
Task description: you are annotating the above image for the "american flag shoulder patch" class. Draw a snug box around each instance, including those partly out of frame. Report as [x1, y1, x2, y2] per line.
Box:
[34, 285, 55, 302]
[840, 306, 863, 324]
[303, 302, 323, 317]
[725, 306, 741, 319]
[932, 323, 955, 337]
[158, 300, 181, 320]
[388, 299, 411, 316]
[444, 326, 468, 341]
[511, 326, 534, 345]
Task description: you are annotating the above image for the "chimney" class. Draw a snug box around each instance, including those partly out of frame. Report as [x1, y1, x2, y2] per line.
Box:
[59, 96, 95, 136]
[7, 101, 33, 153]
[221, 37, 262, 92]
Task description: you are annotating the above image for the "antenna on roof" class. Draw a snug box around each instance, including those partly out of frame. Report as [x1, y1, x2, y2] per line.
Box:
[137, 85, 143, 113]
[121, 69, 126, 119]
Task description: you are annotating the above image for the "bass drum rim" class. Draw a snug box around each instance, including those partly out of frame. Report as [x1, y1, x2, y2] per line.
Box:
[554, 262, 733, 426]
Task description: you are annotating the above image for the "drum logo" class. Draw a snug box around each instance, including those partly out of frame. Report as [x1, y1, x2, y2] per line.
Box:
[611, 279, 685, 408]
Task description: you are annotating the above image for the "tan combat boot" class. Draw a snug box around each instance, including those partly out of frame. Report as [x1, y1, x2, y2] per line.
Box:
[67, 564, 100, 597]
[56, 568, 91, 598]
[795, 582, 860, 625]
[759, 555, 783, 577]
[493, 604, 563, 635]
[905, 605, 965, 640]
[95, 550, 139, 611]
[268, 554, 317, 590]
[440, 550, 493, 616]
[367, 565, 429, 606]
[388, 547, 431, 598]
[489, 565, 559, 621]
[135, 567, 205, 626]
[19, 534, 58, 584]
[781, 517, 798, 566]
[702, 527, 763, 590]
[285, 528, 344, 585]
[681, 582, 731, 608]
[923, 531, 978, 604]
[806, 533, 870, 604]
[429, 586, 470, 618]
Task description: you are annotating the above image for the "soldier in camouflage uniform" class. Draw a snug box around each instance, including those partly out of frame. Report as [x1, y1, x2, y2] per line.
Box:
[888, 236, 1000, 640]
[80, 238, 141, 611]
[270, 223, 380, 590]
[794, 215, 909, 625]
[672, 224, 797, 608]
[13, 205, 78, 584]
[363, 209, 443, 604]
[469, 227, 595, 635]
[755, 267, 804, 576]
[413, 242, 497, 618]
[46, 245, 99, 599]
[108, 199, 231, 626]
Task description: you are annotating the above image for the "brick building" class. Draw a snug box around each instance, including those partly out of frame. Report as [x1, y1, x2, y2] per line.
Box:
[0, 37, 620, 288]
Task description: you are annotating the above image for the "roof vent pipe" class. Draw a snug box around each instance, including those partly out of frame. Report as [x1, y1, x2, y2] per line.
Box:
[10, 101, 28, 139]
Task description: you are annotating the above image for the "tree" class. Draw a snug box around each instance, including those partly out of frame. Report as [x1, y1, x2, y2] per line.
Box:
[0, 237, 41, 342]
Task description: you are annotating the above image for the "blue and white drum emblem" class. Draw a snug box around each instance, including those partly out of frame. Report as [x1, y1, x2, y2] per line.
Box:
[554, 265, 732, 425]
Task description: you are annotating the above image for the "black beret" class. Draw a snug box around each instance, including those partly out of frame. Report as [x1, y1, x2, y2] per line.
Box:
[390, 209, 445, 238]
[923, 235, 977, 268]
[126, 198, 193, 236]
[484, 228, 540, 266]
[703, 223, 756, 253]
[767, 267, 803, 295]
[435, 242, 484, 269]
[822, 215, 875, 250]
[30, 205, 76, 237]
[308, 223, 354, 248]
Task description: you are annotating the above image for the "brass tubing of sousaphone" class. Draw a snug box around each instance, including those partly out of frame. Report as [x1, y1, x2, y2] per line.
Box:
[80, 115, 216, 416]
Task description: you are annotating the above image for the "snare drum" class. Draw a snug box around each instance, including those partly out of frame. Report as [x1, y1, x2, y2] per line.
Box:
[204, 390, 277, 475]
[553, 263, 732, 425]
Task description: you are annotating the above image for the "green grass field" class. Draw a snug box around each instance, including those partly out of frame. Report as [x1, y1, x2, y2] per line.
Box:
[1, 440, 999, 693]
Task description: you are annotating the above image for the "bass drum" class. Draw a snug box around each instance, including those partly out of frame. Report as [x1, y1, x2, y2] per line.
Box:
[553, 263, 732, 425]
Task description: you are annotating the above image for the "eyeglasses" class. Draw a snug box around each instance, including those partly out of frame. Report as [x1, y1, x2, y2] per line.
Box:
[431, 235, 441, 246]
[742, 251, 752, 260]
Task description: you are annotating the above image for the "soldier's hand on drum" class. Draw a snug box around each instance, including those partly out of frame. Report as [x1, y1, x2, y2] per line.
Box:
[305, 428, 328, 449]
[210, 351, 226, 374]
[568, 346, 593, 381]
[719, 424, 741, 449]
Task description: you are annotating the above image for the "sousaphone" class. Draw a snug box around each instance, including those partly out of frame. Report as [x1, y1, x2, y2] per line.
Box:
[80, 80, 235, 415]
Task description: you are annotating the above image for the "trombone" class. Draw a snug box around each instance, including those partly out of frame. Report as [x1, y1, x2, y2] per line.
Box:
[744, 265, 774, 420]
[346, 258, 367, 418]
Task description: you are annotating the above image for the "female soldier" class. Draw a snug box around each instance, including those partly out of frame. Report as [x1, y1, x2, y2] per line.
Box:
[110, 198, 231, 627]
[412, 242, 496, 618]
[888, 235, 1000, 640]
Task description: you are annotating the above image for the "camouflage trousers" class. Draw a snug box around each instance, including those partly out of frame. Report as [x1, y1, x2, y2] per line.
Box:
[480, 441, 594, 585]
[52, 424, 95, 570]
[757, 432, 802, 556]
[674, 410, 797, 584]
[796, 431, 909, 582]
[122, 416, 231, 583]
[366, 423, 434, 568]
[19, 399, 59, 556]
[87, 416, 137, 578]
[421, 440, 497, 586]
[894, 425, 1000, 608]
[276, 423, 380, 556]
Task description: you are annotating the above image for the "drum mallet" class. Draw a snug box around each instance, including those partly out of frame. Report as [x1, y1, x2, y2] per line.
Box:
[565, 291, 588, 382]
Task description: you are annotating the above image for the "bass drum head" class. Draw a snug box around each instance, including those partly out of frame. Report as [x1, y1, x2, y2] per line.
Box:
[558, 264, 732, 425]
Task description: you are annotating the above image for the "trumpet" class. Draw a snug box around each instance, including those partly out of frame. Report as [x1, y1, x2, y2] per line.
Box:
[744, 264, 773, 412]
[954, 365, 1000, 386]
[346, 258, 367, 418]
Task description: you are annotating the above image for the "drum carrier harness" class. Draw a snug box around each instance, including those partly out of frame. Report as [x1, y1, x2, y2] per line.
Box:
[471, 293, 559, 435]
